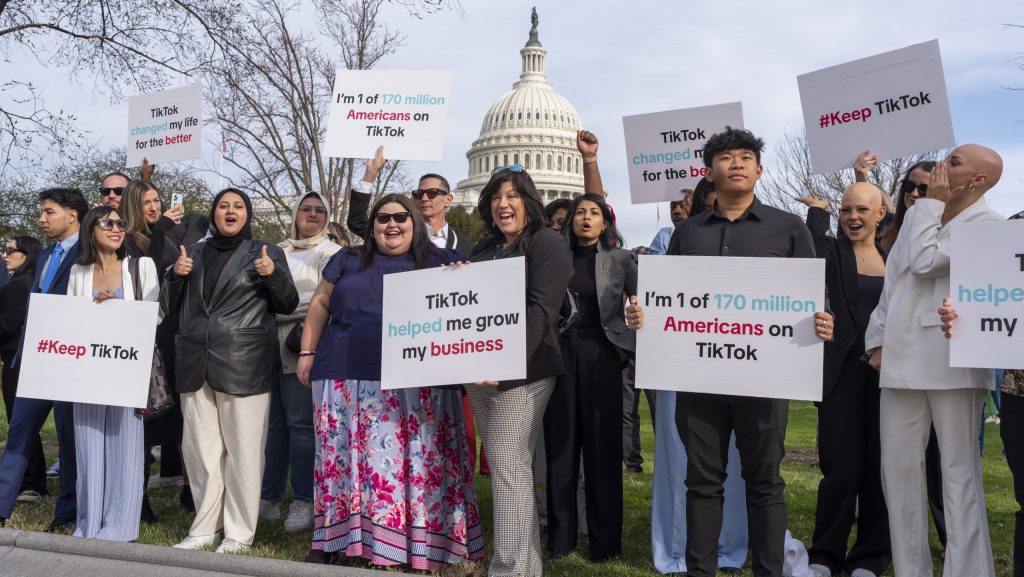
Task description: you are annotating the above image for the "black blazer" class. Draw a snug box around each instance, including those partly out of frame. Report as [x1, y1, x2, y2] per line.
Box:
[471, 227, 573, 389]
[347, 187, 475, 255]
[807, 207, 886, 400]
[12, 241, 80, 366]
[161, 238, 299, 396]
[0, 273, 32, 355]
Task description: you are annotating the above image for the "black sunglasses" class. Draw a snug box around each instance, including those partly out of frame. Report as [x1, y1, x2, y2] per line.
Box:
[411, 188, 449, 200]
[100, 187, 125, 197]
[4, 246, 24, 256]
[900, 180, 928, 197]
[97, 218, 129, 231]
[375, 212, 412, 225]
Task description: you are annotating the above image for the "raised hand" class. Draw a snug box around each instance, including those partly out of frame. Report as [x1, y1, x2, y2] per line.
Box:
[927, 160, 953, 203]
[254, 245, 275, 278]
[795, 195, 829, 210]
[362, 145, 386, 183]
[853, 149, 878, 182]
[173, 245, 193, 276]
[577, 130, 599, 158]
[141, 157, 156, 182]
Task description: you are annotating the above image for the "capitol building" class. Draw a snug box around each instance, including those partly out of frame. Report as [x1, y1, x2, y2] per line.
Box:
[451, 11, 585, 208]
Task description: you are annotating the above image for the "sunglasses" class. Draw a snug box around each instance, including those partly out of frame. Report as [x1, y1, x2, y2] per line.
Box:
[375, 212, 412, 225]
[4, 247, 24, 256]
[411, 188, 450, 200]
[491, 164, 525, 174]
[100, 187, 125, 197]
[298, 206, 327, 215]
[900, 180, 928, 197]
[97, 218, 129, 231]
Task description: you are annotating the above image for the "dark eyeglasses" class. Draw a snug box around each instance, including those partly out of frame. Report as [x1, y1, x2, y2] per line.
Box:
[900, 180, 928, 197]
[97, 218, 129, 231]
[491, 164, 525, 174]
[411, 188, 450, 200]
[100, 187, 125, 197]
[298, 206, 327, 215]
[374, 212, 412, 225]
[4, 247, 24, 256]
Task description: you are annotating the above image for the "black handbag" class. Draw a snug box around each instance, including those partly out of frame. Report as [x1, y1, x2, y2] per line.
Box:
[285, 321, 304, 354]
[129, 257, 175, 420]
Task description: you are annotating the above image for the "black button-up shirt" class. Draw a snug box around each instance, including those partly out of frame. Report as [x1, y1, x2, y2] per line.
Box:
[667, 196, 816, 259]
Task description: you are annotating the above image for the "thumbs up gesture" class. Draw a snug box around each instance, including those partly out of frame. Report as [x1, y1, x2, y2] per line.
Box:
[173, 245, 193, 276]
[625, 295, 644, 331]
[254, 244, 275, 278]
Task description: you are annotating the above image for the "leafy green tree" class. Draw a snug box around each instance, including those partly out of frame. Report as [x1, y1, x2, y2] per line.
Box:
[446, 205, 486, 241]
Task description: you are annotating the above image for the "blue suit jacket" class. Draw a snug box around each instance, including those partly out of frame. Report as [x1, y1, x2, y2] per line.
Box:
[12, 241, 80, 365]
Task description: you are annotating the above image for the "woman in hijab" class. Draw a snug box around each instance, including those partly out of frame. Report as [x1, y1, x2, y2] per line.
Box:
[162, 188, 298, 554]
[258, 192, 340, 532]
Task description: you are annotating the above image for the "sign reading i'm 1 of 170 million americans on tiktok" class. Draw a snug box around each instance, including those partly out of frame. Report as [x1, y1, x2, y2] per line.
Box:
[635, 255, 825, 401]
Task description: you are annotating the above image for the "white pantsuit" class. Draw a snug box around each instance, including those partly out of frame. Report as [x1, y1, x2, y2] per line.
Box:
[866, 197, 999, 577]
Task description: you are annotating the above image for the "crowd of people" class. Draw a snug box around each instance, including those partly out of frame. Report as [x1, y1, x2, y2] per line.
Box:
[0, 125, 1018, 577]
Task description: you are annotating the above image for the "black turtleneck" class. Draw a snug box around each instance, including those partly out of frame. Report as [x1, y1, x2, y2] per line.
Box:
[569, 243, 600, 329]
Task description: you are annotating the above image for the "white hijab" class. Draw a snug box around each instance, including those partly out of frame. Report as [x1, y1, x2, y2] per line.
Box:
[278, 191, 332, 253]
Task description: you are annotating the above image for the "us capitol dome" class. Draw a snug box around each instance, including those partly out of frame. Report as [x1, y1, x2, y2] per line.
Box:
[451, 9, 585, 208]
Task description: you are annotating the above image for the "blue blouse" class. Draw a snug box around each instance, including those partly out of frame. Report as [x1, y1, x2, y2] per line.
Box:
[311, 247, 462, 381]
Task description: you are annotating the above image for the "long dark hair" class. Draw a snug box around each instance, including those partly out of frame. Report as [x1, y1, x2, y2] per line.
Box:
[476, 168, 547, 238]
[361, 193, 439, 270]
[76, 206, 128, 265]
[689, 177, 715, 218]
[563, 193, 625, 250]
[121, 179, 160, 254]
[880, 160, 936, 248]
[9, 236, 42, 278]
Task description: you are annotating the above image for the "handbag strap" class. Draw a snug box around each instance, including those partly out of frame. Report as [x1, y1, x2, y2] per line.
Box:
[127, 257, 142, 301]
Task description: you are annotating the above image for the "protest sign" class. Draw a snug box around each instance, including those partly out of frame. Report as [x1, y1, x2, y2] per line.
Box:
[380, 258, 525, 389]
[622, 102, 743, 205]
[635, 255, 824, 401]
[126, 85, 203, 167]
[18, 294, 159, 408]
[798, 40, 954, 174]
[324, 70, 453, 161]
[950, 220, 1024, 369]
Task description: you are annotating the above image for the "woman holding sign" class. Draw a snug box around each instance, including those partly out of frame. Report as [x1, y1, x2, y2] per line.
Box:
[467, 166, 573, 577]
[544, 192, 636, 562]
[296, 194, 483, 570]
[67, 206, 160, 542]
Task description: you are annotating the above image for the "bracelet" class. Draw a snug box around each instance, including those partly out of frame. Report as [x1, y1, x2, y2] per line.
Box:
[298, 350, 316, 357]
[582, 156, 597, 164]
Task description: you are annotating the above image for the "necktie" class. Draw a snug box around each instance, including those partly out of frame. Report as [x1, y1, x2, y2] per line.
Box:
[41, 243, 65, 293]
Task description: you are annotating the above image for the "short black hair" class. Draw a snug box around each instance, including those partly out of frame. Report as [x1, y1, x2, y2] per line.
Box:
[690, 177, 716, 217]
[544, 198, 572, 225]
[702, 126, 765, 168]
[76, 206, 128, 265]
[39, 188, 89, 224]
[476, 168, 547, 236]
[418, 173, 451, 192]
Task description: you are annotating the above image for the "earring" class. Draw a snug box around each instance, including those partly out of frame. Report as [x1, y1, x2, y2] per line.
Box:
[968, 182, 977, 194]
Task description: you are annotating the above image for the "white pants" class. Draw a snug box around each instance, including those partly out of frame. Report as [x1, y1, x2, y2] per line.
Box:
[880, 387, 994, 577]
[181, 384, 270, 545]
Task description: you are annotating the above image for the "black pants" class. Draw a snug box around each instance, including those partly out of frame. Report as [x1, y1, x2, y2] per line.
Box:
[809, 350, 891, 575]
[1001, 392, 1024, 577]
[676, 392, 788, 577]
[544, 330, 623, 561]
[622, 358, 657, 470]
[1, 351, 47, 495]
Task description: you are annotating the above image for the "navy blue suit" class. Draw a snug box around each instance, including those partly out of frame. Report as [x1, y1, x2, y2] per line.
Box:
[0, 241, 79, 522]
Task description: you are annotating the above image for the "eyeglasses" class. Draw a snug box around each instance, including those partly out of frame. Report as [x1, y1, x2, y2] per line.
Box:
[411, 188, 450, 200]
[491, 164, 525, 174]
[4, 247, 24, 256]
[298, 206, 327, 215]
[374, 212, 412, 225]
[900, 180, 928, 197]
[100, 187, 125, 197]
[97, 218, 129, 231]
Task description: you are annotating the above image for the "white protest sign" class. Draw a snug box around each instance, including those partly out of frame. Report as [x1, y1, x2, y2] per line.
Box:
[126, 85, 203, 167]
[324, 70, 453, 162]
[380, 258, 525, 389]
[950, 220, 1024, 369]
[798, 40, 954, 174]
[622, 102, 743, 205]
[635, 255, 825, 401]
[18, 294, 158, 408]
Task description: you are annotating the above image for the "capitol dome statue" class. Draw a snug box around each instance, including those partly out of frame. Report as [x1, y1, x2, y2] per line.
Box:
[451, 8, 585, 208]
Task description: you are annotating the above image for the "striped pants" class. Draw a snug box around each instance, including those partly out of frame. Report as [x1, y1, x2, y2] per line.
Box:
[72, 403, 144, 542]
[467, 378, 555, 577]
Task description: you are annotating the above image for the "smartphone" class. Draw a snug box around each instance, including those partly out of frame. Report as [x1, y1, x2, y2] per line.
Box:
[171, 193, 183, 208]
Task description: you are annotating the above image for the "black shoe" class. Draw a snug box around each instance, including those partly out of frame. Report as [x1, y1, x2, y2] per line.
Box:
[304, 549, 327, 564]
[625, 465, 643, 474]
[1, 517, 6, 528]
[140, 494, 158, 524]
[719, 568, 742, 575]
[45, 518, 73, 533]
[179, 486, 195, 513]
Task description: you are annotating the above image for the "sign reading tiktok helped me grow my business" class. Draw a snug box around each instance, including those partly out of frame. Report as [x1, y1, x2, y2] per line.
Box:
[324, 70, 453, 161]
[380, 258, 526, 389]
[126, 85, 203, 167]
[950, 220, 1024, 369]
[635, 255, 825, 401]
[798, 40, 954, 174]
[622, 102, 743, 204]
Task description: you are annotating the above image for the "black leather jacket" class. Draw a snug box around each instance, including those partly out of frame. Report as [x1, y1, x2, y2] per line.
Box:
[161, 238, 299, 396]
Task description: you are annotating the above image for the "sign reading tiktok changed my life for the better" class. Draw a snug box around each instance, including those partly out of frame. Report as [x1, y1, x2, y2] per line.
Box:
[950, 220, 1024, 369]
[380, 258, 525, 389]
[635, 255, 825, 401]
[125, 85, 203, 167]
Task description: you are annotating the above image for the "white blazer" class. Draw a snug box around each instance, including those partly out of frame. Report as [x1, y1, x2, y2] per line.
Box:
[865, 197, 999, 391]
[67, 256, 160, 304]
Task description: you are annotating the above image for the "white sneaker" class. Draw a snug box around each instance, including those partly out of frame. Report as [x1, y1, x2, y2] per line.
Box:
[148, 474, 184, 488]
[283, 500, 313, 533]
[173, 532, 222, 549]
[808, 564, 832, 577]
[46, 459, 60, 478]
[215, 538, 251, 554]
[258, 499, 280, 522]
[16, 490, 42, 503]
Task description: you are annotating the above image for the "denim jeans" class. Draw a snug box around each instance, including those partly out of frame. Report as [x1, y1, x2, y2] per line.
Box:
[261, 371, 314, 502]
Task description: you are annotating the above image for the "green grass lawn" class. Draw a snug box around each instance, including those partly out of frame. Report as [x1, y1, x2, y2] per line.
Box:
[0, 399, 1016, 576]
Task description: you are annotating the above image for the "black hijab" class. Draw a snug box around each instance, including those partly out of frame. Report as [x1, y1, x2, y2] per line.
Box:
[203, 188, 254, 303]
